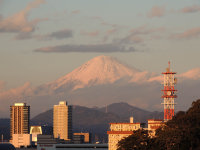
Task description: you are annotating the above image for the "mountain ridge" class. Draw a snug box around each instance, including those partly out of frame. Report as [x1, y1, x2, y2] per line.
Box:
[41, 55, 155, 92]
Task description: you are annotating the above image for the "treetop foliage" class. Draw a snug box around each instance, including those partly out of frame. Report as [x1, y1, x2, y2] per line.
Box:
[117, 99, 200, 150]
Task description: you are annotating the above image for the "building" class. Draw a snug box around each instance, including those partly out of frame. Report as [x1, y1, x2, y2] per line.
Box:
[12, 134, 31, 148]
[10, 103, 30, 141]
[107, 117, 141, 150]
[30, 126, 42, 145]
[73, 134, 85, 144]
[73, 133, 91, 143]
[37, 135, 60, 145]
[162, 61, 177, 122]
[53, 101, 72, 141]
[148, 119, 163, 137]
[37, 143, 108, 150]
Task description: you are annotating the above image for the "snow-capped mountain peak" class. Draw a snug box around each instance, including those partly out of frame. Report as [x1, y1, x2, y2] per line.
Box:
[47, 55, 143, 90]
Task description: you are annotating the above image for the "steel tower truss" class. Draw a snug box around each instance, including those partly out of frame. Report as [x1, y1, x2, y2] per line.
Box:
[162, 62, 177, 121]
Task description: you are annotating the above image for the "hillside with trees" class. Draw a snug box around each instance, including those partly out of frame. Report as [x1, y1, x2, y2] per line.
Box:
[117, 99, 200, 150]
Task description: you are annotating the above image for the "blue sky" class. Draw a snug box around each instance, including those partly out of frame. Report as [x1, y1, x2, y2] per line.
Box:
[0, 0, 200, 88]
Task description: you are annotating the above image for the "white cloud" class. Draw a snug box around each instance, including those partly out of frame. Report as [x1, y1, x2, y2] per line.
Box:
[0, 0, 46, 33]
[147, 6, 165, 18]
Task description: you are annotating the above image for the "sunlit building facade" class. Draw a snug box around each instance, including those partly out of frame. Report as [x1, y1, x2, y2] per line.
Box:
[53, 101, 72, 141]
[10, 103, 30, 140]
[148, 119, 163, 137]
[107, 117, 141, 150]
[30, 126, 42, 145]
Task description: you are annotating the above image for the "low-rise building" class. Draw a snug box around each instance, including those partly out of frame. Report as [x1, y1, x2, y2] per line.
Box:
[30, 126, 42, 145]
[12, 134, 31, 148]
[148, 119, 163, 137]
[107, 117, 141, 150]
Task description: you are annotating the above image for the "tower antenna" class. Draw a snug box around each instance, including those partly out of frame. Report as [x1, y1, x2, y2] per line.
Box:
[162, 62, 177, 122]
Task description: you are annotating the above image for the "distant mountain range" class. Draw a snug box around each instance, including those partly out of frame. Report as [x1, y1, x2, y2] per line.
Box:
[0, 55, 199, 118]
[0, 102, 163, 141]
[32, 102, 163, 142]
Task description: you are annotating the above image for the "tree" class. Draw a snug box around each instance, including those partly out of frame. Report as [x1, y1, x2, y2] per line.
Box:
[117, 99, 200, 150]
[117, 129, 155, 150]
[155, 99, 200, 150]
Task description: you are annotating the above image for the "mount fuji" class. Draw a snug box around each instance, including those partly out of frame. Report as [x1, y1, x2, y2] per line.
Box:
[38, 55, 156, 94]
[1, 55, 199, 118]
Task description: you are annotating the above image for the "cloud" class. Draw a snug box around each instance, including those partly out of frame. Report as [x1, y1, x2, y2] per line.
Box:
[147, 6, 165, 18]
[0, 0, 46, 33]
[34, 43, 136, 53]
[120, 35, 144, 44]
[178, 68, 200, 80]
[119, 26, 165, 44]
[0, 82, 33, 100]
[15, 29, 73, 40]
[40, 29, 73, 40]
[172, 27, 200, 39]
[80, 30, 99, 37]
[180, 5, 200, 13]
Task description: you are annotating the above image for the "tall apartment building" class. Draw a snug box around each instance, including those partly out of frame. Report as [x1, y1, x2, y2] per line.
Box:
[10, 103, 30, 140]
[53, 101, 72, 141]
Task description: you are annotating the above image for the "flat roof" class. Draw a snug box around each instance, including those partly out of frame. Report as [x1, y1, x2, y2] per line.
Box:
[107, 131, 134, 134]
[109, 123, 140, 125]
[14, 103, 26, 106]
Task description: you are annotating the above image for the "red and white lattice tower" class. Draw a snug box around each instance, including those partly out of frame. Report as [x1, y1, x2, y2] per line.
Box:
[162, 61, 177, 122]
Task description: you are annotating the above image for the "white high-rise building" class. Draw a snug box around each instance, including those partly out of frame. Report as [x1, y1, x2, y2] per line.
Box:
[53, 101, 72, 140]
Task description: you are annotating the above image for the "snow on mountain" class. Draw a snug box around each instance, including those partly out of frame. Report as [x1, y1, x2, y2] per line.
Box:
[45, 55, 154, 91]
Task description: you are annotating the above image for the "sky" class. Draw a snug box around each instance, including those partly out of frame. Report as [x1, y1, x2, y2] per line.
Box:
[0, 0, 200, 89]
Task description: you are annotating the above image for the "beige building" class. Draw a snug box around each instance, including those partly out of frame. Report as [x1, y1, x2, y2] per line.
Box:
[10, 103, 30, 140]
[30, 126, 42, 145]
[12, 134, 31, 148]
[148, 119, 163, 137]
[53, 101, 72, 141]
[107, 117, 141, 150]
